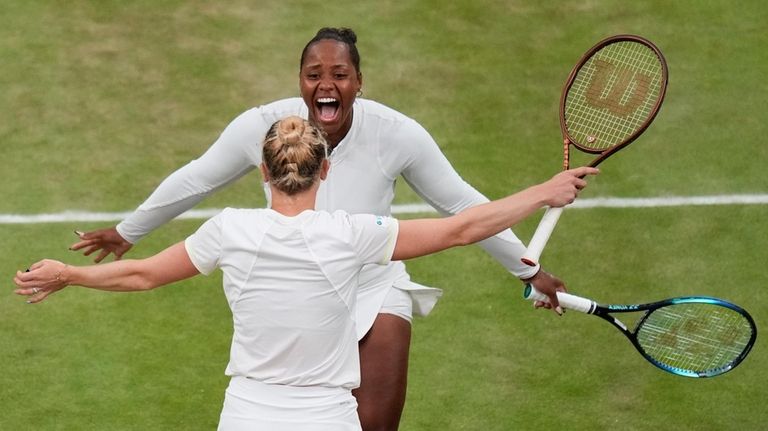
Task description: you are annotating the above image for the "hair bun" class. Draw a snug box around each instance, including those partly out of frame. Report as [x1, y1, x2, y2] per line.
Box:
[262, 116, 328, 195]
[277, 116, 305, 146]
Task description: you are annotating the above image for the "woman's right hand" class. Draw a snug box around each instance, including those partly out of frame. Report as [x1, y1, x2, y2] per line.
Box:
[69, 227, 133, 263]
[541, 166, 600, 208]
[14, 259, 69, 304]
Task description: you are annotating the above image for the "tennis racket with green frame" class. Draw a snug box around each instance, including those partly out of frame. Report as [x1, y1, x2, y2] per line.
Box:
[524, 284, 757, 378]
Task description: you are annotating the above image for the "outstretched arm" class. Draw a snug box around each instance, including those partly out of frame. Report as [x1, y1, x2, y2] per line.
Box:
[389, 120, 587, 312]
[14, 242, 199, 304]
[392, 167, 597, 260]
[393, 167, 598, 312]
[70, 108, 270, 262]
[394, 121, 549, 279]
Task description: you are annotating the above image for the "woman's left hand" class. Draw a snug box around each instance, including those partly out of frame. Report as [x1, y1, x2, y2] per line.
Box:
[523, 268, 566, 316]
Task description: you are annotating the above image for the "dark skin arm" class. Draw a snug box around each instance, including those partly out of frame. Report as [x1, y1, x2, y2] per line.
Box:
[523, 269, 565, 314]
[70, 228, 133, 263]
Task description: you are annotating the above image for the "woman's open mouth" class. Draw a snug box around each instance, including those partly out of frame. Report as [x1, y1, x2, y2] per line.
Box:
[315, 97, 341, 123]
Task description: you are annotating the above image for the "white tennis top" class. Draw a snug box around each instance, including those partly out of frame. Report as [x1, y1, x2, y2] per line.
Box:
[185, 208, 399, 389]
[118, 98, 538, 336]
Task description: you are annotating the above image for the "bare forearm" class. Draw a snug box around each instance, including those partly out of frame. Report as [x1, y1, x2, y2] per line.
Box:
[64, 260, 159, 291]
[454, 167, 598, 245]
[69, 242, 198, 291]
[15, 242, 200, 303]
[387, 168, 598, 262]
[454, 186, 545, 245]
[393, 187, 544, 260]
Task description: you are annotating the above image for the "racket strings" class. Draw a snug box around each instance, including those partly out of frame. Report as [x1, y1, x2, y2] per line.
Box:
[565, 40, 665, 151]
[635, 303, 754, 374]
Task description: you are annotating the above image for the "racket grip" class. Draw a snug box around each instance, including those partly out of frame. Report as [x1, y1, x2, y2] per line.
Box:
[523, 283, 595, 314]
[520, 206, 564, 266]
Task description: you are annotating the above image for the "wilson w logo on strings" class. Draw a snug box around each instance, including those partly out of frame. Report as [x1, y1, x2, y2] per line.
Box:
[585, 59, 652, 117]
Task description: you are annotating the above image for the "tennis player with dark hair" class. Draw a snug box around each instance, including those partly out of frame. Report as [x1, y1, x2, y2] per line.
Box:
[69, 27, 576, 430]
[18, 117, 596, 430]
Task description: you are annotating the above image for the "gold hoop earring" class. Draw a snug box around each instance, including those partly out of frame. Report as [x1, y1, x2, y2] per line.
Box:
[357, 89, 363, 97]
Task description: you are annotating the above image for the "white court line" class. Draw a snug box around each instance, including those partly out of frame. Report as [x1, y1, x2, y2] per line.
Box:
[568, 194, 768, 208]
[1, 194, 767, 224]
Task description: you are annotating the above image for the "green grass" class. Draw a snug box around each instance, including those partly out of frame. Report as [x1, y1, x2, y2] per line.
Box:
[1, 1, 767, 430]
[404, 204, 768, 430]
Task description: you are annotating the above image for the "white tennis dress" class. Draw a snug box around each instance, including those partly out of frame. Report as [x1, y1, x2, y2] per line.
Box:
[185, 208, 399, 430]
[119, 98, 539, 337]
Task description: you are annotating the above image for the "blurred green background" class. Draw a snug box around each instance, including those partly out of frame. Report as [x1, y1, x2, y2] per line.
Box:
[1, 1, 766, 430]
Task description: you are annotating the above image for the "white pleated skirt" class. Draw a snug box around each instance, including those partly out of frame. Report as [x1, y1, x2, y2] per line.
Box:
[217, 376, 361, 431]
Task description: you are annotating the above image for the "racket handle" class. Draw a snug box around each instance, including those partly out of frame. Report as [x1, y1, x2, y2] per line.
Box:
[520, 206, 564, 266]
[523, 283, 596, 314]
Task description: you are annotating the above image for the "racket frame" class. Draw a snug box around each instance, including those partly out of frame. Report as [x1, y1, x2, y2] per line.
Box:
[560, 34, 669, 167]
[524, 284, 757, 378]
[521, 34, 669, 267]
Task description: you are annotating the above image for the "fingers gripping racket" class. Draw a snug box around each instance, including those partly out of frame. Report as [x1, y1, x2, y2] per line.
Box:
[525, 284, 757, 378]
[521, 35, 669, 267]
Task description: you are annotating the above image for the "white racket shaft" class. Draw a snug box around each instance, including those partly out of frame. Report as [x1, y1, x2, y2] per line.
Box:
[521, 206, 564, 267]
[524, 283, 596, 314]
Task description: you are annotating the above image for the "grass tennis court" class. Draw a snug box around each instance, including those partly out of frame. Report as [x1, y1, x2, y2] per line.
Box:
[1, 1, 766, 430]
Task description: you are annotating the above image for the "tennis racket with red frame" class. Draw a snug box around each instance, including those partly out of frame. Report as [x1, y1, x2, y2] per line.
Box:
[521, 34, 668, 267]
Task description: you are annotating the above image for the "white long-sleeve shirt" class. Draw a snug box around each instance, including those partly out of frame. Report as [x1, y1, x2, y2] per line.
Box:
[118, 98, 539, 336]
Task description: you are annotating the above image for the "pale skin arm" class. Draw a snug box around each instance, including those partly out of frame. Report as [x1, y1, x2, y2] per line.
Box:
[392, 166, 599, 313]
[38, 167, 596, 308]
[14, 242, 199, 304]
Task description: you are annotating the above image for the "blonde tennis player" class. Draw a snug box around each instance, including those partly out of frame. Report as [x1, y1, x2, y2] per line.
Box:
[16, 117, 597, 430]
